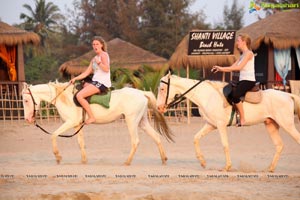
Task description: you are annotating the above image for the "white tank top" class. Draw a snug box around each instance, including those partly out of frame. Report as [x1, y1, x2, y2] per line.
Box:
[92, 52, 111, 87]
[238, 53, 256, 81]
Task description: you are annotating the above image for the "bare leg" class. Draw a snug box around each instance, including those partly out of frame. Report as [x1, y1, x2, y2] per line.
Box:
[235, 102, 245, 126]
[76, 84, 99, 124]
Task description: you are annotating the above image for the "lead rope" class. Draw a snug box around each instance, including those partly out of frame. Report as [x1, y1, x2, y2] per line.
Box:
[31, 83, 85, 138]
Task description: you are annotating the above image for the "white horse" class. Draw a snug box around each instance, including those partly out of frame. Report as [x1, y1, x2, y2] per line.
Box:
[22, 82, 173, 165]
[157, 72, 300, 172]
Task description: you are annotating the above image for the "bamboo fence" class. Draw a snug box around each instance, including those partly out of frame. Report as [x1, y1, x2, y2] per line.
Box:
[0, 83, 61, 123]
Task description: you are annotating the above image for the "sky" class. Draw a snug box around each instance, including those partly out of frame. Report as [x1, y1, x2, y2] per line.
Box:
[0, 0, 260, 27]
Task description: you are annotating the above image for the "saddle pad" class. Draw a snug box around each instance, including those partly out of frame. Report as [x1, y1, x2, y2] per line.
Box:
[89, 91, 111, 108]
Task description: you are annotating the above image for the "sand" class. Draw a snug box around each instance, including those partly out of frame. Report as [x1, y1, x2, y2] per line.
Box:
[0, 117, 300, 200]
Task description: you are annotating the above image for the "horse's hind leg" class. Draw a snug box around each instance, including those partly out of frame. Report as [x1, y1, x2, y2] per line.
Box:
[264, 118, 283, 172]
[77, 128, 87, 164]
[139, 114, 167, 165]
[124, 118, 140, 165]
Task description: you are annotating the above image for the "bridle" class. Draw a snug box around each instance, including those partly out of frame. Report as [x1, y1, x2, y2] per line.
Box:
[160, 76, 203, 109]
[24, 84, 84, 138]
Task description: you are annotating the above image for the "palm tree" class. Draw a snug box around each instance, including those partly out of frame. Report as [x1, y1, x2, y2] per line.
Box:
[111, 65, 168, 95]
[20, 0, 63, 46]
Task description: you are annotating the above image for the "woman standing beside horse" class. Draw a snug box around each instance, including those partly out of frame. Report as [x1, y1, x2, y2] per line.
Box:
[212, 33, 256, 126]
[70, 36, 111, 125]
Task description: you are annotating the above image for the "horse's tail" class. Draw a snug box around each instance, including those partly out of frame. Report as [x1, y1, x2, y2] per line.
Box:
[289, 93, 300, 120]
[143, 91, 174, 143]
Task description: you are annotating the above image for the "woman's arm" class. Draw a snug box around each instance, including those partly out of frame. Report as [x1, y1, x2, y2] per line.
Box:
[212, 51, 253, 73]
[97, 52, 110, 72]
[70, 63, 93, 83]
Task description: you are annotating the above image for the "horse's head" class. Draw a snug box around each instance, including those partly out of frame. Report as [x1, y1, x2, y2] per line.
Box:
[157, 70, 181, 113]
[22, 83, 41, 124]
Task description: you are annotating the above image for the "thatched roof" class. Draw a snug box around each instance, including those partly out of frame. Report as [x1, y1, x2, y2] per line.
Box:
[169, 10, 300, 70]
[59, 38, 168, 76]
[169, 33, 237, 69]
[0, 21, 40, 45]
[237, 10, 300, 50]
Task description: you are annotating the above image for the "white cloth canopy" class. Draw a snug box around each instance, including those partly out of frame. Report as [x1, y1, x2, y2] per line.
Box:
[274, 48, 291, 85]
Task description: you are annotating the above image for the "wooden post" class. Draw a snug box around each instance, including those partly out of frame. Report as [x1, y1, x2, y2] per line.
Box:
[186, 65, 191, 124]
[267, 46, 275, 89]
[17, 44, 25, 95]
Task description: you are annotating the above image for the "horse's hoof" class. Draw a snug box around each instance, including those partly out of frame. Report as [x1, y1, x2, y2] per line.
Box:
[81, 160, 88, 164]
[200, 161, 206, 168]
[56, 157, 62, 164]
[124, 161, 131, 166]
[161, 157, 168, 165]
[219, 166, 231, 172]
[268, 168, 275, 173]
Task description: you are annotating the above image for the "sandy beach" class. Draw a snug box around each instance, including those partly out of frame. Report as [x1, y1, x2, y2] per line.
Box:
[0, 117, 300, 200]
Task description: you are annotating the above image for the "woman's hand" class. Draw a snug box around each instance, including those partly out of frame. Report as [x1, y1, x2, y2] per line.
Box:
[70, 77, 77, 84]
[94, 55, 102, 65]
[211, 65, 221, 73]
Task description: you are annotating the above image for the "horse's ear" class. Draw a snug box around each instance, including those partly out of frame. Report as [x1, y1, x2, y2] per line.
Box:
[165, 67, 173, 76]
[23, 82, 28, 90]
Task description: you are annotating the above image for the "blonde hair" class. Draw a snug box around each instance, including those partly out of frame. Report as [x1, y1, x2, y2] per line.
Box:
[93, 36, 108, 52]
[238, 33, 251, 50]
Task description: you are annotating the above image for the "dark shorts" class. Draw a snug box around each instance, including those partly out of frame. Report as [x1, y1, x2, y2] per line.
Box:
[231, 80, 256, 103]
[83, 77, 108, 93]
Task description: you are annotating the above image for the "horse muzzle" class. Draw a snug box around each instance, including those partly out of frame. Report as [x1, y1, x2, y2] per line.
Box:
[157, 105, 167, 113]
[25, 115, 35, 124]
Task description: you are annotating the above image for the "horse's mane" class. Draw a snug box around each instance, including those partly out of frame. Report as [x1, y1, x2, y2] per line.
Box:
[204, 80, 227, 89]
[48, 81, 74, 106]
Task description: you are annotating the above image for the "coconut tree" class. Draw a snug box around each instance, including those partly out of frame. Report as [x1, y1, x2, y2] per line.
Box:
[20, 0, 63, 46]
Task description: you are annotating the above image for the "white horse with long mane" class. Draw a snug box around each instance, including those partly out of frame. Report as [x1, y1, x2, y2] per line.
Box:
[22, 81, 173, 165]
[157, 72, 300, 172]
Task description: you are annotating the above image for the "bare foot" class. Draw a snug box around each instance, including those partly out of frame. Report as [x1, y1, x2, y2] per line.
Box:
[85, 118, 96, 125]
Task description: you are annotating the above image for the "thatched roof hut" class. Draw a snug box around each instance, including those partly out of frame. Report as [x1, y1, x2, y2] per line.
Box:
[0, 21, 40, 94]
[168, 33, 237, 71]
[169, 10, 300, 85]
[59, 38, 168, 77]
[238, 11, 300, 51]
[237, 10, 300, 88]
[0, 22, 40, 46]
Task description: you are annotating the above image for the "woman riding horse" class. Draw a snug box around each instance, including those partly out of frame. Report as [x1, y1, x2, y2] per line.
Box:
[212, 33, 256, 126]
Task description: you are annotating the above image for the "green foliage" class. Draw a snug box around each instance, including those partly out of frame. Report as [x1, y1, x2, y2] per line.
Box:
[20, 0, 64, 46]
[172, 68, 203, 80]
[18, 0, 244, 85]
[25, 55, 60, 84]
[110, 65, 168, 95]
[213, 0, 244, 30]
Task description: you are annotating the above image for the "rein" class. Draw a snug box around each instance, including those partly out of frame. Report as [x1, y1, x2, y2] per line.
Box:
[27, 84, 85, 138]
[161, 77, 203, 108]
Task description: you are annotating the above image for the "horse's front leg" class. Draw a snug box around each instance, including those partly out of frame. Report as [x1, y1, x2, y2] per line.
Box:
[76, 126, 87, 164]
[52, 121, 76, 164]
[217, 125, 232, 171]
[194, 123, 216, 168]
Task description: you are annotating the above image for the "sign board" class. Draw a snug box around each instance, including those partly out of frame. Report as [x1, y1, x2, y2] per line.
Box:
[188, 30, 236, 56]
